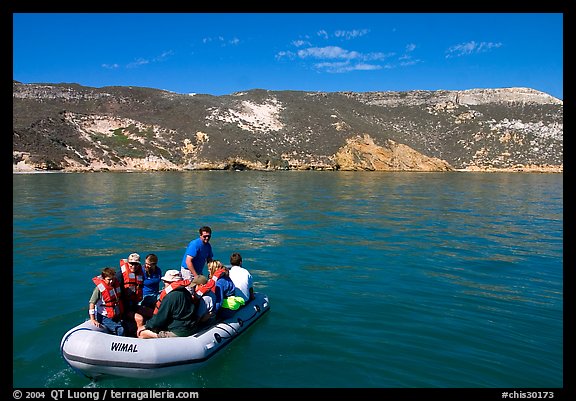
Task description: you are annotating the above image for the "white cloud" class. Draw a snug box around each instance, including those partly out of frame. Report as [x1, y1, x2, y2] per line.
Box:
[202, 36, 241, 46]
[296, 46, 387, 62]
[127, 58, 150, 68]
[314, 61, 382, 73]
[292, 40, 310, 47]
[445, 41, 503, 58]
[351, 63, 381, 71]
[298, 46, 360, 60]
[317, 29, 369, 40]
[275, 50, 296, 60]
[105, 50, 174, 71]
[334, 29, 369, 40]
[153, 50, 174, 62]
[398, 44, 420, 66]
[276, 32, 418, 74]
[363, 51, 390, 61]
[315, 61, 348, 69]
[399, 59, 419, 67]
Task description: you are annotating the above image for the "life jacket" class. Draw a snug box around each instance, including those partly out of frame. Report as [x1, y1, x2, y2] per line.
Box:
[92, 275, 123, 319]
[119, 259, 144, 302]
[196, 268, 227, 297]
[153, 279, 190, 315]
[211, 267, 228, 281]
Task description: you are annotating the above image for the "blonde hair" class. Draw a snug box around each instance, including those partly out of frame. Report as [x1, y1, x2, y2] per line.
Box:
[207, 260, 224, 278]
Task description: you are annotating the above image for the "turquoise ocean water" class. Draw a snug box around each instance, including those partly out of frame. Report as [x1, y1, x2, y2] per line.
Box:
[12, 171, 563, 393]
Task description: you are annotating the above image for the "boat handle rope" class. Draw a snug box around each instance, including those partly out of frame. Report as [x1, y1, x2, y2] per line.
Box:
[214, 323, 237, 338]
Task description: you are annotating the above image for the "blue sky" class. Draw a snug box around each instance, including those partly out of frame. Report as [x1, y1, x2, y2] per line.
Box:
[12, 13, 564, 99]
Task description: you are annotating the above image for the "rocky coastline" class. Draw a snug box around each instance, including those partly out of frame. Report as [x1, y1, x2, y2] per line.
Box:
[13, 82, 563, 174]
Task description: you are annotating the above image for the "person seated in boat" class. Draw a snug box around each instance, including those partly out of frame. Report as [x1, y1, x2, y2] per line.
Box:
[140, 253, 162, 310]
[228, 252, 255, 303]
[88, 267, 126, 336]
[134, 273, 207, 333]
[190, 260, 232, 324]
[136, 269, 197, 338]
[188, 274, 214, 326]
[206, 260, 243, 320]
[117, 253, 146, 336]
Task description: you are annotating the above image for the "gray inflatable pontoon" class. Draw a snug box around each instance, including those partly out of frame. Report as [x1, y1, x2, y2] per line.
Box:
[60, 293, 270, 379]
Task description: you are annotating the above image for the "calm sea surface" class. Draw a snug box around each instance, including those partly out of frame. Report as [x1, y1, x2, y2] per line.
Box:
[12, 171, 563, 390]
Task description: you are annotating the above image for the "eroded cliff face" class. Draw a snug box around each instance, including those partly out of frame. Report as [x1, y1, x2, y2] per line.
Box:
[334, 134, 453, 172]
[13, 82, 562, 173]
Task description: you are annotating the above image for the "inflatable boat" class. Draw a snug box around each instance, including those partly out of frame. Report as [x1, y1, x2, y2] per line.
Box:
[60, 293, 270, 379]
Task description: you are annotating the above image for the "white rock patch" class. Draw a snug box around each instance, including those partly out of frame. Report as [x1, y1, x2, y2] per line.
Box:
[207, 98, 285, 133]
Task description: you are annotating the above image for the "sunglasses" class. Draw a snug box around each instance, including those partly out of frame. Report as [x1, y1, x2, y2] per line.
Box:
[202, 235, 211, 239]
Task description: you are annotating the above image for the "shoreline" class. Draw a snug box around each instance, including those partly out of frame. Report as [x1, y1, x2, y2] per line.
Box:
[13, 166, 564, 174]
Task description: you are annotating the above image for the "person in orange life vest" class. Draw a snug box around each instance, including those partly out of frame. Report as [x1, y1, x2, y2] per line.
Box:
[187, 275, 212, 325]
[89, 267, 125, 336]
[180, 226, 214, 286]
[204, 260, 235, 320]
[137, 269, 196, 339]
[134, 272, 202, 336]
[193, 261, 228, 325]
[116, 253, 145, 335]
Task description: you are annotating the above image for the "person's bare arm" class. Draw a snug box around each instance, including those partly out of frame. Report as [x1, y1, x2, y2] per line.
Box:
[88, 302, 101, 327]
[186, 255, 197, 278]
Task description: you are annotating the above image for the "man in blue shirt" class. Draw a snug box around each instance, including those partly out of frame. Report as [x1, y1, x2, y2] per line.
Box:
[180, 226, 214, 284]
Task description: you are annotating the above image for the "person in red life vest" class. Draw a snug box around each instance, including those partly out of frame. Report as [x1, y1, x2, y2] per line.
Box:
[204, 260, 236, 321]
[187, 275, 211, 325]
[136, 269, 197, 338]
[116, 253, 145, 336]
[88, 267, 125, 336]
